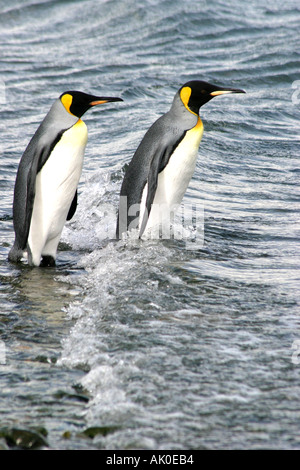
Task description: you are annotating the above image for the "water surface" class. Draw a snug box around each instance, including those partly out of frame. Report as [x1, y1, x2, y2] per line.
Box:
[0, 0, 300, 450]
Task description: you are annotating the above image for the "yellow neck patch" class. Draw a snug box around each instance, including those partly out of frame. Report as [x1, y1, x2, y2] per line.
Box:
[186, 116, 204, 146]
[61, 93, 74, 115]
[180, 86, 198, 116]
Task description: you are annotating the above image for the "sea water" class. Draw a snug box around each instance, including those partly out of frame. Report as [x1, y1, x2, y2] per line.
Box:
[0, 0, 299, 450]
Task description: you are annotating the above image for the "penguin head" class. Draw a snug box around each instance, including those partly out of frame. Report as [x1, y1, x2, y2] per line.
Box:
[60, 91, 123, 118]
[179, 80, 245, 116]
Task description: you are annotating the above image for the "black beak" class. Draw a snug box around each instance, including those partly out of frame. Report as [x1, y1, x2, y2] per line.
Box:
[210, 87, 246, 97]
[89, 96, 123, 106]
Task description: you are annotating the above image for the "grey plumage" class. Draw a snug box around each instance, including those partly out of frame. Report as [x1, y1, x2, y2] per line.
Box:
[116, 80, 245, 239]
[8, 99, 77, 263]
[9, 90, 123, 266]
[116, 88, 197, 237]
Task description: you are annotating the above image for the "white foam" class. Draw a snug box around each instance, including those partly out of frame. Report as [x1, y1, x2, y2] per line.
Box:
[61, 170, 120, 251]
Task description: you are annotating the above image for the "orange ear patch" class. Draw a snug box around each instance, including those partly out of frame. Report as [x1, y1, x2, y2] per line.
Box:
[61, 93, 73, 114]
[180, 86, 192, 109]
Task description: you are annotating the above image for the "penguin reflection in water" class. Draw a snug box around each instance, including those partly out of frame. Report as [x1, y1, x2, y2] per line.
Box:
[9, 91, 122, 267]
[116, 80, 245, 239]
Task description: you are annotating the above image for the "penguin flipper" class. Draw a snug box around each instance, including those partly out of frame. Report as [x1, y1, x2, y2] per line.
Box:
[66, 190, 78, 221]
[8, 147, 40, 262]
[139, 154, 161, 237]
[9, 134, 59, 261]
[139, 132, 187, 237]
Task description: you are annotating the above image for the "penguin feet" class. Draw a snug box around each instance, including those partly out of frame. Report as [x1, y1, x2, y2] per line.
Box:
[40, 255, 56, 267]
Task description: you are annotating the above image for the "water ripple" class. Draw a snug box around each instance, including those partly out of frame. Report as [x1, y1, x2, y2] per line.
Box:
[1, 0, 300, 450]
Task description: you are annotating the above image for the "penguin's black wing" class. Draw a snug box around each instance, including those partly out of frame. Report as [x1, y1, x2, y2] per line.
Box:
[8, 130, 66, 262]
[66, 190, 78, 221]
[117, 116, 187, 238]
[8, 146, 40, 262]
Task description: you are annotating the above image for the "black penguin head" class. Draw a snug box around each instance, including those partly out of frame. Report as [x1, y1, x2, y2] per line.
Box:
[60, 91, 123, 118]
[179, 80, 245, 115]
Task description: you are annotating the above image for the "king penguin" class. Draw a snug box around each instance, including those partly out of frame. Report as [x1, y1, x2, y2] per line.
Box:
[9, 90, 122, 267]
[116, 80, 245, 239]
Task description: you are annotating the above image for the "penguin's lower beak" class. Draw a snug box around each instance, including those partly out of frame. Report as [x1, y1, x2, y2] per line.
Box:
[210, 87, 246, 96]
[89, 97, 123, 106]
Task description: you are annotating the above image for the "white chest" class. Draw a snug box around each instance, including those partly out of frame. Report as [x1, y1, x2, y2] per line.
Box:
[140, 118, 203, 234]
[37, 119, 87, 204]
[30, 119, 88, 236]
[155, 119, 203, 206]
